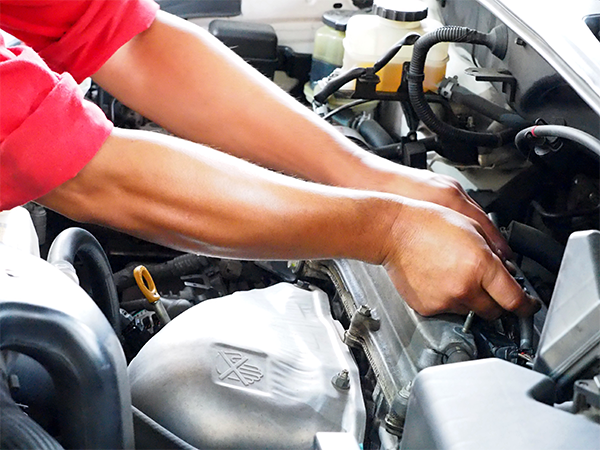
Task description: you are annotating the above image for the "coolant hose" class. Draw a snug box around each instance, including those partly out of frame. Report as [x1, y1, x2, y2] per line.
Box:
[408, 26, 516, 147]
[48, 228, 121, 335]
[358, 119, 396, 148]
[439, 79, 529, 128]
[515, 125, 600, 159]
[506, 221, 565, 274]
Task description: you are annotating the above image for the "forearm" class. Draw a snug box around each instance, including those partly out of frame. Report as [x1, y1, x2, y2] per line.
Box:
[92, 11, 392, 191]
[37, 128, 396, 262]
[37, 129, 538, 319]
[91, 10, 511, 256]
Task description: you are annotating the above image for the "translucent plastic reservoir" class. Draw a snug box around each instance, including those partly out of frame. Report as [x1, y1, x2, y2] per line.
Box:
[342, 1, 448, 92]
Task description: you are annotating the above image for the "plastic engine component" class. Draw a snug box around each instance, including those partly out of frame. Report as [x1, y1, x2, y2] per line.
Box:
[209, 19, 278, 79]
[128, 283, 365, 450]
[533, 230, 600, 401]
[0, 243, 133, 449]
[400, 359, 600, 450]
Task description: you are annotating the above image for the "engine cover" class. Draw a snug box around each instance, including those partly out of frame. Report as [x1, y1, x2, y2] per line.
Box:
[128, 283, 365, 449]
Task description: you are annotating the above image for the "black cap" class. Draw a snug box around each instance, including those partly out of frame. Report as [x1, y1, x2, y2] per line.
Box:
[322, 9, 365, 31]
[373, 0, 428, 22]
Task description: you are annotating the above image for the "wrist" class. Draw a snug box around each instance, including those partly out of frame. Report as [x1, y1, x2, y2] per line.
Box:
[349, 194, 406, 266]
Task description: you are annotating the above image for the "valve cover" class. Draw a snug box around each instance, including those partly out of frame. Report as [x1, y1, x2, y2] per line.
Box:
[128, 283, 365, 449]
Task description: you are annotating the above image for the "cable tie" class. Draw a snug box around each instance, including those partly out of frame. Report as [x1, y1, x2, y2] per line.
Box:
[406, 72, 425, 83]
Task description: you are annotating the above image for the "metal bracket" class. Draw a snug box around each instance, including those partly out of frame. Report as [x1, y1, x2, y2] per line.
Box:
[464, 67, 517, 103]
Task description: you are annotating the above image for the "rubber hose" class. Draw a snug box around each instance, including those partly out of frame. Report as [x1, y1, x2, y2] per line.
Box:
[446, 83, 528, 128]
[515, 125, 600, 159]
[358, 119, 396, 148]
[506, 221, 565, 274]
[408, 26, 516, 147]
[519, 315, 534, 352]
[47, 228, 121, 335]
[0, 375, 64, 450]
[113, 253, 209, 292]
[313, 67, 366, 104]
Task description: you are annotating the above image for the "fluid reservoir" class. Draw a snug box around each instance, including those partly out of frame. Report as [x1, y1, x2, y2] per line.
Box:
[310, 10, 361, 85]
[342, 0, 448, 92]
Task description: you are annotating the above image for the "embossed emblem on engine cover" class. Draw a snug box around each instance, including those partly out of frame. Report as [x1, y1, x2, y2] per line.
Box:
[214, 346, 265, 388]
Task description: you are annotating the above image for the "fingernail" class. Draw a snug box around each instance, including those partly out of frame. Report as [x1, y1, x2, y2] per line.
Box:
[527, 294, 542, 314]
[504, 259, 518, 275]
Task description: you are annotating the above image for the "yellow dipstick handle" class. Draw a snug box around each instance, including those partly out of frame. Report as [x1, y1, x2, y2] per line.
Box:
[133, 265, 160, 304]
[133, 265, 171, 324]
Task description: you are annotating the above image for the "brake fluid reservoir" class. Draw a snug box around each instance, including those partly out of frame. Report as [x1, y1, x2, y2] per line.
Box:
[342, 0, 448, 92]
[310, 10, 359, 84]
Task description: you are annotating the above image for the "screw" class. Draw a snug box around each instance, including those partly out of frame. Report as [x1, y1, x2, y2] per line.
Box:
[332, 369, 351, 390]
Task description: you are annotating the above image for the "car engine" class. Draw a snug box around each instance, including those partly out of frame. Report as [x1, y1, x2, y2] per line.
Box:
[1, 0, 599, 449]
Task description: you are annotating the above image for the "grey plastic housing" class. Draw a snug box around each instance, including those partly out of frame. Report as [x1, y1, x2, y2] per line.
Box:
[400, 359, 600, 450]
[533, 230, 600, 401]
[0, 243, 133, 449]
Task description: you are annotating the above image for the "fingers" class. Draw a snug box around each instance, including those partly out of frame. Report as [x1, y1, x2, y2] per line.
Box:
[480, 254, 541, 317]
[440, 180, 513, 259]
[457, 195, 513, 260]
[462, 292, 505, 321]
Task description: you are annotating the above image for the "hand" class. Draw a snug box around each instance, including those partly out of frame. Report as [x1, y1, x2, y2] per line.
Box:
[381, 199, 539, 319]
[366, 160, 512, 260]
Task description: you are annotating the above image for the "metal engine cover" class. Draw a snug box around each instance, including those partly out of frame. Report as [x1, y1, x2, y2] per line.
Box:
[128, 283, 365, 449]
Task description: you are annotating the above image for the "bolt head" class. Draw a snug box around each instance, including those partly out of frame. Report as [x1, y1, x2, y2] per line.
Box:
[332, 369, 351, 390]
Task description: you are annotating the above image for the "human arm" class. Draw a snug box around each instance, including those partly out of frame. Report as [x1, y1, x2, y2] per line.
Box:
[37, 128, 538, 319]
[91, 10, 511, 257]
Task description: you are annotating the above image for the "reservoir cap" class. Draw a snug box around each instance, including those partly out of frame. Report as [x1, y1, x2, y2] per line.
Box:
[374, 0, 428, 22]
[322, 9, 364, 31]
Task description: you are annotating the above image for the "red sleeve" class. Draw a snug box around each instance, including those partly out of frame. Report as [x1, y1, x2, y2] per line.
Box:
[0, 39, 113, 210]
[0, 0, 160, 210]
[0, 0, 159, 83]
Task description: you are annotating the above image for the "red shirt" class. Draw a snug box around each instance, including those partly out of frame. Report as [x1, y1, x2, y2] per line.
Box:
[0, 0, 159, 210]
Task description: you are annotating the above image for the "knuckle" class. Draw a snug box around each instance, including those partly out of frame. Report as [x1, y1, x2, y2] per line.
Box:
[502, 294, 523, 312]
[447, 278, 474, 300]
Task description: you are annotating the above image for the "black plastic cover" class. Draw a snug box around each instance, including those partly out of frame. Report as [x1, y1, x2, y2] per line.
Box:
[209, 20, 278, 79]
[400, 359, 600, 450]
[374, 0, 427, 22]
[322, 10, 363, 31]
[156, 0, 241, 19]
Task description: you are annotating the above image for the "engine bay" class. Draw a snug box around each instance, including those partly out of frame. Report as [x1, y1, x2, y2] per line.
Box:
[1, 0, 599, 449]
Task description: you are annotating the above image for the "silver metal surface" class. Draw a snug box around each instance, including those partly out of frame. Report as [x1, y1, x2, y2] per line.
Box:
[325, 260, 477, 417]
[128, 283, 365, 449]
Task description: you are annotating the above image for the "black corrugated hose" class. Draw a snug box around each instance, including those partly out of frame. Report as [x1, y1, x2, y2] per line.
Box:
[0, 370, 64, 450]
[408, 26, 517, 147]
[113, 253, 210, 292]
